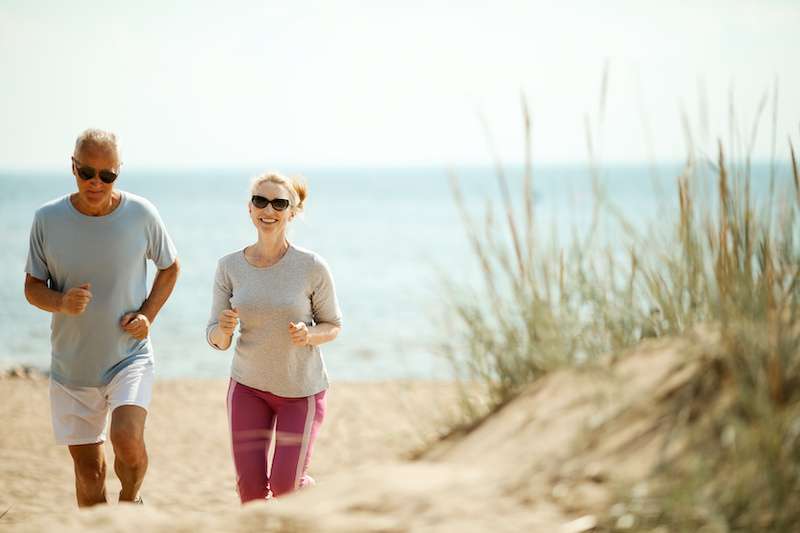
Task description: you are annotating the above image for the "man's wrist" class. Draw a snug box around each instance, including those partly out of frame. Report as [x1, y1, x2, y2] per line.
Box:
[139, 308, 155, 324]
[55, 292, 65, 313]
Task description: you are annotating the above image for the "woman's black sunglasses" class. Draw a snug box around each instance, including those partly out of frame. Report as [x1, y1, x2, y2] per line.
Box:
[72, 157, 118, 184]
[251, 195, 290, 211]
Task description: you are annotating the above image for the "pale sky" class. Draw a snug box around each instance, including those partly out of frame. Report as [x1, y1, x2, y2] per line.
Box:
[1, 0, 798, 170]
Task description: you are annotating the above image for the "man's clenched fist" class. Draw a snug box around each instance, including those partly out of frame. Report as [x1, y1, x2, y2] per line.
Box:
[60, 283, 92, 316]
[120, 313, 151, 340]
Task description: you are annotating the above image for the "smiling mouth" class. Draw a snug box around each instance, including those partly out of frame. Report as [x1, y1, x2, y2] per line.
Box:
[259, 217, 278, 224]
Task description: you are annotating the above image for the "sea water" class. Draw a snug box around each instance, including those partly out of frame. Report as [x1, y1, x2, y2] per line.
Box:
[0, 162, 790, 380]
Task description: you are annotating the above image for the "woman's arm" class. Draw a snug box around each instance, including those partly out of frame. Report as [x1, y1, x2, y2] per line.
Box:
[209, 314, 237, 350]
[206, 261, 235, 350]
[208, 325, 231, 350]
[309, 322, 341, 345]
[300, 255, 343, 347]
[289, 321, 341, 347]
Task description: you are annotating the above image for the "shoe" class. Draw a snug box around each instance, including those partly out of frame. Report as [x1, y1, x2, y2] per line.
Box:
[120, 491, 143, 505]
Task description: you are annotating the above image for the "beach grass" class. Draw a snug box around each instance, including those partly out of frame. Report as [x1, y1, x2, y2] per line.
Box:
[439, 88, 800, 530]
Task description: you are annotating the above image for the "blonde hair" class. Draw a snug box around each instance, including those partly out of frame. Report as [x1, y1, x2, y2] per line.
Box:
[250, 172, 308, 214]
[74, 128, 120, 160]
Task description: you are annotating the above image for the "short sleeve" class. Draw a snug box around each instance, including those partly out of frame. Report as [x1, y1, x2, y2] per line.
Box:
[310, 256, 342, 327]
[146, 206, 178, 269]
[25, 212, 50, 281]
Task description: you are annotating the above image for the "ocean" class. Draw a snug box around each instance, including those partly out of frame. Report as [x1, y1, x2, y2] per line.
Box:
[0, 162, 790, 380]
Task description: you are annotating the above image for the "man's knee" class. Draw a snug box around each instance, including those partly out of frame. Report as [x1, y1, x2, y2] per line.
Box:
[110, 405, 147, 466]
[73, 455, 106, 487]
[110, 426, 146, 466]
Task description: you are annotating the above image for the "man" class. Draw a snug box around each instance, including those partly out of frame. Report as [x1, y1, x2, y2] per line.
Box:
[23, 129, 180, 506]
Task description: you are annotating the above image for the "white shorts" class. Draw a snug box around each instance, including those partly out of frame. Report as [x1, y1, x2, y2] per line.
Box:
[49, 359, 154, 446]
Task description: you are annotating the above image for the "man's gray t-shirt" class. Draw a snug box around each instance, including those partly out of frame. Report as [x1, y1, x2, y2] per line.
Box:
[25, 191, 178, 387]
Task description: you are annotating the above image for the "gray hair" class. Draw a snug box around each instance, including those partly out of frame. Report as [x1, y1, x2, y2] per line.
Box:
[74, 128, 120, 160]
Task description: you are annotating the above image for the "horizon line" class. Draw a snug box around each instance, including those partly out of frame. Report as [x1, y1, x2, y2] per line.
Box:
[0, 158, 794, 174]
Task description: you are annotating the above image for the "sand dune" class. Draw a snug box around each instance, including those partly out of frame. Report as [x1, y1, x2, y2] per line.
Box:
[1, 334, 711, 532]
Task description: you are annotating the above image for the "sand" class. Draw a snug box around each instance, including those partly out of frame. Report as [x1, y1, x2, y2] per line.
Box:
[0, 333, 713, 532]
[0, 378, 465, 530]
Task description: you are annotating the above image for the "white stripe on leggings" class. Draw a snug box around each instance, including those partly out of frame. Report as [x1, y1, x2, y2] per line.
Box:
[293, 395, 316, 489]
[226, 379, 240, 493]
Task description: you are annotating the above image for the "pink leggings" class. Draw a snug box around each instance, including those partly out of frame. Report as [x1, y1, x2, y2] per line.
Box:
[226, 379, 326, 502]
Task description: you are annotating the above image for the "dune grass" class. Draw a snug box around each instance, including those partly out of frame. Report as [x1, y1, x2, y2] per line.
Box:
[440, 91, 800, 529]
[601, 143, 800, 532]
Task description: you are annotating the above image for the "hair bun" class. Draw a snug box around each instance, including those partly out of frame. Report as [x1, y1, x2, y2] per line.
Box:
[292, 177, 308, 211]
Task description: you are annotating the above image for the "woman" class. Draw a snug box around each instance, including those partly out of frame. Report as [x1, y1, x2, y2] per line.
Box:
[206, 172, 342, 503]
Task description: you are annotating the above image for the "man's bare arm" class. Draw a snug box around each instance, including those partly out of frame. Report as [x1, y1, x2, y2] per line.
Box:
[140, 258, 180, 324]
[25, 274, 92, 315]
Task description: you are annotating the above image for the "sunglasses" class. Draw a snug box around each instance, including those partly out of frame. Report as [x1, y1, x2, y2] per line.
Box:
[251, 195, 291, 211]
[72, 157, 118, 184]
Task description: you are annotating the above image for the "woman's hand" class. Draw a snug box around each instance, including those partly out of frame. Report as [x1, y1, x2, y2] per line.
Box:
[289, 322, 310, 346]
[218, 308, 239, 336]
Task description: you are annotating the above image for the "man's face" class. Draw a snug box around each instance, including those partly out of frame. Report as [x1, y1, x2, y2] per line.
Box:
[72, 147, 120, 206]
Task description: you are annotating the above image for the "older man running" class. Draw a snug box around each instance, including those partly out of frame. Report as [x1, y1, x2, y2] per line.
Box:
[23, 129, 180, 506]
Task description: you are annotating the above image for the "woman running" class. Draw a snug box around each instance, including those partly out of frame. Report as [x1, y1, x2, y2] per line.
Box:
[206, 172, 342, 502]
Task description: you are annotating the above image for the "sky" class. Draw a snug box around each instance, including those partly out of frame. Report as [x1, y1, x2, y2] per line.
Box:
[1, 0, 798, 170]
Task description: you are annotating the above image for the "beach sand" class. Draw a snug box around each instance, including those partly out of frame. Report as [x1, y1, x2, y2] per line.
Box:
[0, 378, 467, 531]
[0, 334, 709, 532]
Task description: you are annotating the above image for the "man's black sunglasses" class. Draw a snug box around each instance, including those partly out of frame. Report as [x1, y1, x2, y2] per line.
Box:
[251, 195, 290, 211]
[72, 157, 118, 184]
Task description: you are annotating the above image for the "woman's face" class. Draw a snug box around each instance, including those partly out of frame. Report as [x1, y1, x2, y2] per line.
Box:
[248, 181, 294, 236]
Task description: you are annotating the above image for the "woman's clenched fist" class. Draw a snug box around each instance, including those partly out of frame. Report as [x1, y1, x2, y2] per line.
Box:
[218, 308, 239, 336]
[289, 321, 310, 346]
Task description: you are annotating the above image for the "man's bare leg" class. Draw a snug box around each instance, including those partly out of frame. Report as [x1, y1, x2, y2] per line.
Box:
[110, 405, 148, 502]
[68, 443, 107, 507]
